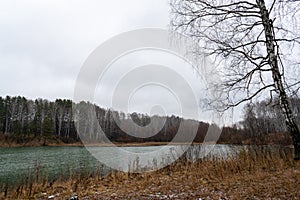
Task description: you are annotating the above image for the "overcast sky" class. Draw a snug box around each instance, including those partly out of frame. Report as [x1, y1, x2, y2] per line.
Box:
[0, 1, 239, 124]
[0, 0, 170, 98]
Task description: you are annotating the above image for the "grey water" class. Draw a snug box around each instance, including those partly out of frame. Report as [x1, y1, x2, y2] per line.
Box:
[0, 145, 252, 187]
[0, 146, 101, 187]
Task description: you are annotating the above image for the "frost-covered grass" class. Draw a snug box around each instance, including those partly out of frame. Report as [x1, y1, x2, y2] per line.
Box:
[1, 146, 300, 199]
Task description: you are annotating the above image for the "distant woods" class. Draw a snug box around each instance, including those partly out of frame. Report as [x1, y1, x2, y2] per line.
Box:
[242, 98, 300, 145]
[0, 96, 210, 144]
[0, 96, 76, 144]
[0, 95, 298, 145]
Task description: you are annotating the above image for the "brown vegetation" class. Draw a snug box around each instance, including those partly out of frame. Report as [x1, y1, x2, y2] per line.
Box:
[0, 133, 83, 147]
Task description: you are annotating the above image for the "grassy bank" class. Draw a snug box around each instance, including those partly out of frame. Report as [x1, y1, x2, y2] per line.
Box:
[0, 132, 210, 147]
[0, 136, 82, 148]
[1, 146, 299, 199]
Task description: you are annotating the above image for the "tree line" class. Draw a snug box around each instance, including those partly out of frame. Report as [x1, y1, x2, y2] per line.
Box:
[0, 96, 76, 143]
[1, 95, 299, 145]
[0, 96, 214, 144]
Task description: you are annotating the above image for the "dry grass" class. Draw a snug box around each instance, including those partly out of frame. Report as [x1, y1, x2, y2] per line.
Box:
[1, 146, 300, 199]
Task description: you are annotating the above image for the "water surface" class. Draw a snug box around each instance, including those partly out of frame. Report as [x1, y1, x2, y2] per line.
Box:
[0, 144, 246, 187]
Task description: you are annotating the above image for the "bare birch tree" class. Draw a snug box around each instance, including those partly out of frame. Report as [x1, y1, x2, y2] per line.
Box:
[170, 0, 300, 159]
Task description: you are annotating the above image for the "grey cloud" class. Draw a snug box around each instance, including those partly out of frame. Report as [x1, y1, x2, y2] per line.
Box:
[0, 0, 170, 100]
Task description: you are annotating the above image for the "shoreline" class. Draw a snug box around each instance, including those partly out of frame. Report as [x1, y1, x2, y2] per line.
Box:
[0, 141, 293, 148]
[0, 141, 212, 148]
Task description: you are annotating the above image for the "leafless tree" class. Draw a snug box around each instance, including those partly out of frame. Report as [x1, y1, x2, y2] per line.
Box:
[171, 0, 300, 159]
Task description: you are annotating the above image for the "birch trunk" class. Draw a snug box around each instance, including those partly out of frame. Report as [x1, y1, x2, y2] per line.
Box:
[257, 0, 300, 159]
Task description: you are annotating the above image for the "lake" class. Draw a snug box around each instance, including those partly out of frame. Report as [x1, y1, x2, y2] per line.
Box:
[0, 144, 278, 187]
[0, 146, 102, 187]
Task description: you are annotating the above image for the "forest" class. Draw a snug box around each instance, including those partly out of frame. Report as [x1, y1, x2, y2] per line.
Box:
[0, 95, 298, 145]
